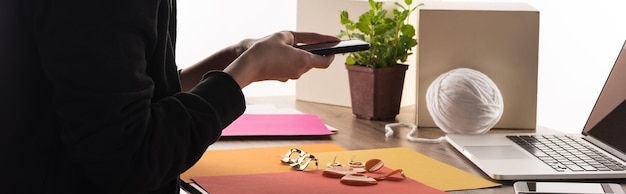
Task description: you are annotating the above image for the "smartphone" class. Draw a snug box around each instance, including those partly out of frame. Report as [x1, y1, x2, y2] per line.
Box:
[295, 39, 370, 55]
[514, 181, 625, 194]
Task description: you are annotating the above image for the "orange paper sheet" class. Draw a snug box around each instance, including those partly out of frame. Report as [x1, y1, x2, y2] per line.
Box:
[192, 167, 447, 194]
[180, 143, 345, 183]
[181, 144, 500, 191]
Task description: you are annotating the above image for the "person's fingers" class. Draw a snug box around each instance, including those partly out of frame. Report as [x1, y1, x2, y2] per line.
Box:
[225, 31, 338, 87]
[292, 31, 340, 45]
[302, 54, 335, 69]
[279, 31, 337, 69]
[277, 31, 295, 45]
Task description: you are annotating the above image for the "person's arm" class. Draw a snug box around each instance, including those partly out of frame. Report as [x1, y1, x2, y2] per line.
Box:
[181, 31, 339, 90]
[36, 1, 244, 192]
[179, 39, 254, 91]
[36, 1, 337, 193]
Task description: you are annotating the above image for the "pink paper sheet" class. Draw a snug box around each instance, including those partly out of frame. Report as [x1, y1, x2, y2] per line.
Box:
[221, 114, 334, 136]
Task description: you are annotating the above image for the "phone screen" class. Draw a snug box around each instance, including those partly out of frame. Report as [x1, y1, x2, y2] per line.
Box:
[296, 41, 343, 51]
[295, 39, 370, 55]
[530, 182, 605, 193]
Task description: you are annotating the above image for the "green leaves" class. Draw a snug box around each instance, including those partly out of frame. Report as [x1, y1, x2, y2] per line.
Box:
[340, 11, 350, 25]
[401, 25, 415, 39]
[338, 0, 422, 68]
[369, 0, 383, 10]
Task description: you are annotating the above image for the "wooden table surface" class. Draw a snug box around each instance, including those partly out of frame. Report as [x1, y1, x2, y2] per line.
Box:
[208, 96, 626, 193]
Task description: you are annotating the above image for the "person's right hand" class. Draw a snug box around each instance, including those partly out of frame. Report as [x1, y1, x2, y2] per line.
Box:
[224, 31, 339, 88]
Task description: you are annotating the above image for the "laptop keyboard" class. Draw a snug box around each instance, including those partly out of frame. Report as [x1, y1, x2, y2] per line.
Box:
[507, 135, 626, 172]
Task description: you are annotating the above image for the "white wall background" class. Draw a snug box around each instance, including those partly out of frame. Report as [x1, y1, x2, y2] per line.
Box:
[176, 0, 626, 134]
[176, 0, 298, 96]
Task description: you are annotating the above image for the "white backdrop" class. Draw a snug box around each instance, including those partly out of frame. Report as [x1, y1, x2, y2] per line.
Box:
[176, 0, 298, 96]
[175, 0, 626, 134]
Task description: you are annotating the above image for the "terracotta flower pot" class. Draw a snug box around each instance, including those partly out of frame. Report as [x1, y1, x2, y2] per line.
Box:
[346, 64, 408, 120]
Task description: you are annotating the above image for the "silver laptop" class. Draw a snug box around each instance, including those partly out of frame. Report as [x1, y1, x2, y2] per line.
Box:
[446, 41, 626, 180]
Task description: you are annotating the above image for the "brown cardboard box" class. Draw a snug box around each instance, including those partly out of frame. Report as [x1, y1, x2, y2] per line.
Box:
[417, 2, 539, 129]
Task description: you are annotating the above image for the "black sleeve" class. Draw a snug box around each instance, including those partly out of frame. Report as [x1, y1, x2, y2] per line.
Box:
[34, 0, 244, 192]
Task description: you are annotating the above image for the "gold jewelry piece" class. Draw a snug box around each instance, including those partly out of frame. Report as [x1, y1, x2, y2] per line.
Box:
[290, 154, 318, 171]
[281, 148, 306, 164]
[347, 155, 364, 168]
[326, 156, 342, 167]
[280, 148, 318, 171]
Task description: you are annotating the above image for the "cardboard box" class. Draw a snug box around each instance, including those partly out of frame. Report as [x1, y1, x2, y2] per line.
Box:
[417, 2, 539, 129]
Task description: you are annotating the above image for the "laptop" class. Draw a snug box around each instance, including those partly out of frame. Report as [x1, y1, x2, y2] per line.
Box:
[446, 41, 626, 180]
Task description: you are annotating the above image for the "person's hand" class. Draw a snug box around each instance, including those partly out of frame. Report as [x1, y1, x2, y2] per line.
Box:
[224, 31, 340, 88]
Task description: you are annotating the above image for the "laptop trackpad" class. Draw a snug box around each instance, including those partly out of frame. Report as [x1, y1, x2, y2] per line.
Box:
[464, 146, 531, 160]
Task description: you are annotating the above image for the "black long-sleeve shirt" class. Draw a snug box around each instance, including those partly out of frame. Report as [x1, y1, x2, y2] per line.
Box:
[0, 0, 245, 193]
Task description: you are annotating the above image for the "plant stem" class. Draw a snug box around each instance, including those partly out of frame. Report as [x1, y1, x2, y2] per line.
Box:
[393, 18, 401, 66]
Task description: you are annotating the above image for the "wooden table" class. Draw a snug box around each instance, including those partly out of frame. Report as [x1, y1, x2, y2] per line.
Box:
[208, 96, 626, 193]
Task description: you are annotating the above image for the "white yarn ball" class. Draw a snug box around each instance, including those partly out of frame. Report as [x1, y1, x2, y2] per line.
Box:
[426, 68, 504, 134]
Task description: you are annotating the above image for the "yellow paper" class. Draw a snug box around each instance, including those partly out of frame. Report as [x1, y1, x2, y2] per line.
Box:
[181, 144, 500, 191]
[311, 147, 501, 191]
[180, 143, 345, 183]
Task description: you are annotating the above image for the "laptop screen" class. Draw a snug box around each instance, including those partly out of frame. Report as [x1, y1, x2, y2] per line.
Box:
[582, 41, 626, 154]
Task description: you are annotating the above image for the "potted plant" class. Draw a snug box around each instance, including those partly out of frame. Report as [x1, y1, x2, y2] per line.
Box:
[338, 0, 422, 120]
